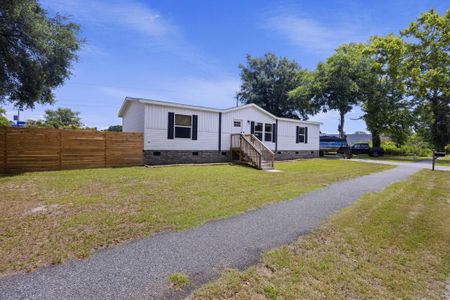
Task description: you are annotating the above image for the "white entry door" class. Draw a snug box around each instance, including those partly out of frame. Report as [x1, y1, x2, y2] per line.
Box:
[232, 119, 243, 134]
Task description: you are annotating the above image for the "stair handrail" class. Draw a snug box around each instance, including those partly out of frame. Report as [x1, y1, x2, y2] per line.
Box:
[240, 133, 262, 168]
[241, 134, 262, 155]
[248, 134, 274, 154]
[246, 134, 275, 168]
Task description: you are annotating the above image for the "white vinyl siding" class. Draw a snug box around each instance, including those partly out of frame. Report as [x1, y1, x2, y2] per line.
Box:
[122, 102, 145, 132]
[144, 104, 219, 150]
[121, 99, 320, 152]
[277, 120, 320, 151]
[221, 106, 276, 150]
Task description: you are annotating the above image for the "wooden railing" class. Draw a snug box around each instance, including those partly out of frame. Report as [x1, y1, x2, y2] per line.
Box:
[247, 134, 275, 168]
[231, 133, 241, 149]
[241, 134, 262, 169]
[230, 133, 274, 169]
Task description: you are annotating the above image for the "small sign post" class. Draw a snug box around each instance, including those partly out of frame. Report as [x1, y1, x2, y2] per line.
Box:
[432, 151, 446, 171]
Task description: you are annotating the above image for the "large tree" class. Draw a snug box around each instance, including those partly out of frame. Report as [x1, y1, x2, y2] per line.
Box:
[0, 0, 81, 108]
[107, 125, 122, 132]
[288, 69, 322, 119]
[361, 35, 413, 147]
[401, 9, 450, 150]
[313, 43, 370, 138]
[237, 53, 303, 119]
[0, 107, 10, 126]
[27, 107, 82, 129]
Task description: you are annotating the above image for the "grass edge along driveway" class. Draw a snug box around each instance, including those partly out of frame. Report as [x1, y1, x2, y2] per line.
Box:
[0, 160, 391, 276]
[193, 169, 450, 299]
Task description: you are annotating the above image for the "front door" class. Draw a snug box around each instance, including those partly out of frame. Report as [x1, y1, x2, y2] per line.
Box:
[232, 119, 243, 134]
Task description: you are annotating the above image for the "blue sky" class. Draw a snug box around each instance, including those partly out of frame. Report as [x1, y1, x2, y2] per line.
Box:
[4, 0, 448, 133]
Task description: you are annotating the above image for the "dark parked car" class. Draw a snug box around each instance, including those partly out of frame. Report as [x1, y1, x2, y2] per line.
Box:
[350, 143, 384, 157]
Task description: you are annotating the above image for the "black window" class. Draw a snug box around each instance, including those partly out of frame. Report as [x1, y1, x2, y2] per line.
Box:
[233, 121, 241, 127]
[297, 127, 305, 143]
[174, 114, 192, 138]
[264, 123, 272, 142]
[255, 122, 263, 140]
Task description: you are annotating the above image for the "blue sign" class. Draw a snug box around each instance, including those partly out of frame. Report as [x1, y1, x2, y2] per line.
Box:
[11, 121, 26, 127]
[13, 115, 18, 121]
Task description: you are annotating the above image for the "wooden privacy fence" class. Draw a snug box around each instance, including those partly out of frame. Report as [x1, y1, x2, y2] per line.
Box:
[0, 127, 143, 173]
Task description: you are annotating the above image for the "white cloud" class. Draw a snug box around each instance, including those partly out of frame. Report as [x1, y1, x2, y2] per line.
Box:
[99, 76, 240, 109]
[41, 0, 208, 65]
[265, 14, 373, 55]
[110, 3, 176, 38]
[43, 0, 176, 38]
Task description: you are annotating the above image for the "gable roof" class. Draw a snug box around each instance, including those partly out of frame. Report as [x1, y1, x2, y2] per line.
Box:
[118, 97, 321, 125]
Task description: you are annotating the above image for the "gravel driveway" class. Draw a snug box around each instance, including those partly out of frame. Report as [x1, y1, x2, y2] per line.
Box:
[0, 165, 419, 299]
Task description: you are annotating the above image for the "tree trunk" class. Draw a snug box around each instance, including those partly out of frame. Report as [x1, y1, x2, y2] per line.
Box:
[372, 133, 381, 147]
[338, 111, 345, 139]
[431, 96, 449, 151]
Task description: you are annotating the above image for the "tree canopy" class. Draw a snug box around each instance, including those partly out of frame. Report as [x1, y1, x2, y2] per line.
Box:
[312, 43, 371, 138]
[0, 0, 81, 109]
[27, 107, 82, 129]
[0, 107, 10, 126]
[401, 9, 450, 150]
[237, 53, 304, 119]
[360, 35, 413, 147]
[107, 125, 122, 132]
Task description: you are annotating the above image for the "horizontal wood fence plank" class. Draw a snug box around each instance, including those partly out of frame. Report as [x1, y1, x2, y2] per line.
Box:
[0, 127, 143, 173]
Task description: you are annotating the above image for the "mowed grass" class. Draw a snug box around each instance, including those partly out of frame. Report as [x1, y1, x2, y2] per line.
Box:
[194, 170, 450, 299]
[0, 160, 391, 275]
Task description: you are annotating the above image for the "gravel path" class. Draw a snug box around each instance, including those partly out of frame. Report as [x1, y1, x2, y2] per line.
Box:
[0, 165, 419, 299]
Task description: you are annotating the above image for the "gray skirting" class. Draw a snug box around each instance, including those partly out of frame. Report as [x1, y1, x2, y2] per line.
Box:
[144, 150, 319, 165]
[275, 150, 319, 160]
[144, 150, 230, 165]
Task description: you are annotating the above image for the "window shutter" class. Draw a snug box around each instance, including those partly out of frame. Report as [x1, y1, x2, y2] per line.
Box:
[192, 115, 198, 140]
[296, 126, 299, 143]
[304, 126, 308, 144]
[272, 123, 276, 143]
[250, 121, 255, 134]
[168, 112, 174, 139]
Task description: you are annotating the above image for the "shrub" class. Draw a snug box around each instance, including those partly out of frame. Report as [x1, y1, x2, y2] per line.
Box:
[381, 141, 432, 157]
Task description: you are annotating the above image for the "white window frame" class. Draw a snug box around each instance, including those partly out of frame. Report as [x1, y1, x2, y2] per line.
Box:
[255, 122, 263, 140]
[264, 123, 272, 142]
[174, 114, 192, 139]
[298, 126, 306, 143]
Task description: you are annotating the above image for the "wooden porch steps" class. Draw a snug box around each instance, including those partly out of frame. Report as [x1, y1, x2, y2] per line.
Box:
[230, 134, 275, 170]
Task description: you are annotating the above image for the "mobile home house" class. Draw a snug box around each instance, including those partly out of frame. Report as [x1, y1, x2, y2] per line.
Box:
[118, 97, 321, 169]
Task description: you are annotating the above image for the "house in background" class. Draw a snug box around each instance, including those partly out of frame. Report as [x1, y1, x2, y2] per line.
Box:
[119, 97, 321, 169]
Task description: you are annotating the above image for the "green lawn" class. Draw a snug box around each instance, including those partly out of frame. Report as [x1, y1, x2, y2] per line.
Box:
[194, 170, 450, 299]
[0, 160, 391, 275]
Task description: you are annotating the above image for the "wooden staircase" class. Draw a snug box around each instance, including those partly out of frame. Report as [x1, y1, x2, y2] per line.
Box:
[230, 134, 275, 170]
